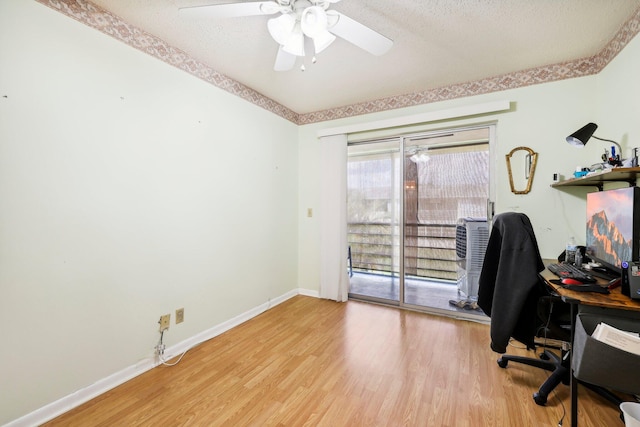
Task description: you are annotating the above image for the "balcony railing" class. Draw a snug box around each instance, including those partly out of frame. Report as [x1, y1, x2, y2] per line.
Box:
[348, 222, 457, 281]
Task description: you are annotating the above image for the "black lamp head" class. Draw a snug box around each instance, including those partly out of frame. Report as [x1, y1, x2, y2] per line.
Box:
[566, 122, 598, 147]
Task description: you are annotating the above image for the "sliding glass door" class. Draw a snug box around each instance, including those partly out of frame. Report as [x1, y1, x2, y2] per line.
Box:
[402, 128, 490, 315]
[347, 139, 401, 304]
[347, 126, 492, 318]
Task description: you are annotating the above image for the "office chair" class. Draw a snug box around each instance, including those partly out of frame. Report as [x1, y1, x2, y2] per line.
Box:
[498, 294, 623, 408]
[497, 290, 573, 405]
[477, 212, 623, 407]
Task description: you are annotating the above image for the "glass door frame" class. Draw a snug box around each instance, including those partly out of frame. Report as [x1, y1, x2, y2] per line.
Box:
[348, 122, 496, 319]
[346, 137, 402, 306]
[399, 124, 495, 318]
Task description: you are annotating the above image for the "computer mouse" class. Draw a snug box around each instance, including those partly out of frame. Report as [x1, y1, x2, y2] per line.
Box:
[561, 278, 584, 285]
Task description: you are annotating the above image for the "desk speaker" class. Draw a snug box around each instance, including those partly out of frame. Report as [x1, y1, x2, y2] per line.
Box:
[622, 261, 630, 297]
[626, 261, 640, 300]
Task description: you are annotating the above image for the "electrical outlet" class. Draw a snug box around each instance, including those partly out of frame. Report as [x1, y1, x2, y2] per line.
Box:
[159, 314, 170, 332]
[155, 343, 165, 356]
[175, 308, 184, 324]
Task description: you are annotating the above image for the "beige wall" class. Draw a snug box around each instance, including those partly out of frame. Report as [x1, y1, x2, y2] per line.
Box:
[596, 34, 640, 151]
[2, 0, 639, 424]
[0, 1, 298, 424]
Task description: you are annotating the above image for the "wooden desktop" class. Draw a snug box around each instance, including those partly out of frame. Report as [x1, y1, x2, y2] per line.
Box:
[541, 263, 640, 427]
[541, 268, 640, 312]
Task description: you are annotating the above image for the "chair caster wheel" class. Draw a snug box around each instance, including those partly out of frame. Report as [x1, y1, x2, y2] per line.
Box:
[539, 352, 550, 360]
[533, 392, 547, 406]
[497, 358, 508, 368]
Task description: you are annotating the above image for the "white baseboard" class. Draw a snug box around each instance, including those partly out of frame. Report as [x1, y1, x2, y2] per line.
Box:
[298, 287, 319, 298]
[4, 357, 157, 427]
[5, 289, 318, 427]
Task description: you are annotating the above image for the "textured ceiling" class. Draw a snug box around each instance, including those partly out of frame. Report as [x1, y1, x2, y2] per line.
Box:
[40, 0, 640, 121]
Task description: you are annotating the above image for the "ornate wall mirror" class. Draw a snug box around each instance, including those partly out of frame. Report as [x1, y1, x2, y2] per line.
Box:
[505, 146, 538, 194]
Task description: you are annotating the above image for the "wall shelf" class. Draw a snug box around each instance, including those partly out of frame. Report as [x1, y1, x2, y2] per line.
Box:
[551, 167, 640, 191]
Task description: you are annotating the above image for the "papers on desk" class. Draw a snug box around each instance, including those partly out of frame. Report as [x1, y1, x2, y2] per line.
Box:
[592, 322, 640, 356]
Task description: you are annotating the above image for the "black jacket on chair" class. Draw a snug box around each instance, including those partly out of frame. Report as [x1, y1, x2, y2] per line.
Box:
[477, 212, 545, 354]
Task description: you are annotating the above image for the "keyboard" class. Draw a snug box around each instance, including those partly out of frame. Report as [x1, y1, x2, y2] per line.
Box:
[546, 263, 597, 283]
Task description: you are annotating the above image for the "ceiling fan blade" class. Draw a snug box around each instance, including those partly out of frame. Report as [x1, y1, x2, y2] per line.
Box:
[274, 46, 297, 71]
[327, 11, 393, 56]
[179, 1, 281, 19]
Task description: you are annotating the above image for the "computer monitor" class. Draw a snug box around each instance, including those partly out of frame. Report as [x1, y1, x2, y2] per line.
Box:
[585, 186, 640, 274]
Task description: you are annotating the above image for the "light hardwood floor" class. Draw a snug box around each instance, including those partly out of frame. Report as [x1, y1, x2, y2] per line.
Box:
[45, 296, 628, 426]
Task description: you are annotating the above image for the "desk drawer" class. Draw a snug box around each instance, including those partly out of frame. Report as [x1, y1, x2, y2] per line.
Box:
[572, 312, 640, 395]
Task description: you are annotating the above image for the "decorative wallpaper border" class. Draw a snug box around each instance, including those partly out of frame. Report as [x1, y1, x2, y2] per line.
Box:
[35, 0, 299, 123]
[35, 0, 640, 125]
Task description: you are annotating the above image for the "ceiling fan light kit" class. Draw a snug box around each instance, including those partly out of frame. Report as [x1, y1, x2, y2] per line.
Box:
[283, 22, 306, 56]
[300, 6, 336, 54]
[267, 13, 296, 45]
[311, 30, 336, 54]
[266, 1, 335, 60]
[180, 0, 393, 71]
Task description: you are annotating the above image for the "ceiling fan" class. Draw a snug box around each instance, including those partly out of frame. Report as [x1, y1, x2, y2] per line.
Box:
[179, 0, 393, 71]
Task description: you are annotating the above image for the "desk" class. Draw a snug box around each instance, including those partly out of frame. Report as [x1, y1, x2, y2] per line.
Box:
[541, 267, 640, 427]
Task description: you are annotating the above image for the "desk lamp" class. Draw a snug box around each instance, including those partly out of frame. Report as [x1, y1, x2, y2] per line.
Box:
[566, 122, 622, 166]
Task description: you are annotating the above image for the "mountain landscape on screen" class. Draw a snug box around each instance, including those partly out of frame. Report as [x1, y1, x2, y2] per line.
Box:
[586, 210, 632, 268]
